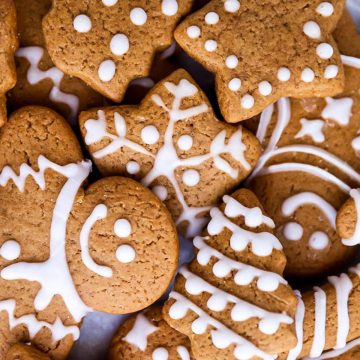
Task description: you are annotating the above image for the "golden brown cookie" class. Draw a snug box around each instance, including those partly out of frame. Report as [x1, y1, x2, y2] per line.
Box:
[163, 189, 298, 359]
[0, 106, 179, 359]
[79, 69, 261, 238]
[108, 306, 194, 360]
[42, 0, 193, 102]
[6, 343, 50, 360]
[175, 0, 346, 123]
[0, 0, 17, 128]
[7, 0, 103, 125]
[245, 11, 360, 279]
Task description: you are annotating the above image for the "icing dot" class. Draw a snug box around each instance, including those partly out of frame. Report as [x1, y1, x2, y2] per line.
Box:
[161, 0, 178, 16]
[152, 347, 169, 360]
[0, 240, 21, 261]
[258, 81, 272, 96]
[183, 169, 200, 187]
[130, 8, 147, 26]
[102, 0, 118, 5]
[116, 244, 136, 263]
[177, 135, 193, 151]
[205, 40, 217, 52]
[316, 43, 333, 59]
[98, 60, 116, 82]
[277, 67, 291, 82]
[224, 0, 240, 12]
[141, 125, 160, 145]
[114, 219, 132, 238]
[303, 21, 321, 39]
[309, 231, 330, 250]
[283, 222, 303, 241]
[317, 2, 334, 17]
[225, 55, 238, 69]
[324, 65, 339, 79]
[205, 12, 219, 25]
[73, 14, 92, 33]
[187, 26, 201, 39]
[110, 34, 129, 56]
[228, 78, 241, 91]
[126, 161, 140, 174]
[301, 67, 315, 82]
[153, 185, 168, 201]
[241, 94, 255, 109]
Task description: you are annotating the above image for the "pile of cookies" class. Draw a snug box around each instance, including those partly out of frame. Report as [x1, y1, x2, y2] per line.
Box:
[1, 0, 360, 359]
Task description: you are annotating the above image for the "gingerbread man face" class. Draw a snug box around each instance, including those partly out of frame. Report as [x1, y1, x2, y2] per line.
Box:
[42, 0, 192, 102]
[0, 106, 178, 359]
[175, 0, 345, 122]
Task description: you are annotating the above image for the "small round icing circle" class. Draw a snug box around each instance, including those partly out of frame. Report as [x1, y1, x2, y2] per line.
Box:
[102, 0, 118, 5]
[205, 40, 217, 52]
[110, 34, 129, 56]
[183, 169, 200, 187]
[241, 94, 255, 109]
[205, 12, 219, 25]
[0, 240, 21, 261]
[130, 8, 147, 26]
[98, 60, 116, 82]
[224, 0, 240, 13]
[187, 26, 201, 39]
[258, 81, 272, 96]
[225, 55, 238, 69]
[152, 347, 169, 360]
[316, 43, 333, 59]
[177, 135, 193, 151]
[316, 2, 334, 17]
[324, 65, 339, 79]
[114, 219, 132, 238]
[229, 78, 241, 91]
[126, 161, 140, 174]
[73, 14, 92, 33]
[116, 244, 136, 263]
[161, 0, 178, 16]
[283, 222, 303, 241]
[301, 67, 315, 83]
[152, 185, 168, 201]
[309, 231, 330, 250]
[277, 67, 291, 82]
[141, 125, 160, 145]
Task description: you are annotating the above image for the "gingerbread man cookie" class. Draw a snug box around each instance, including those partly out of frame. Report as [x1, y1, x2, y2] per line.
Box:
[108, 306, 194, 360]
[7, 0, 103, 125]
[245, 11, 360, 279]
[0, 0, 17, 128]
[0, 106, 178, 359]
[79, 69, 261, 238]
[163, 189, 298, 359]
[6, 343, 50, 360]
[175, 0, 346, 123]
[42, 0, 193, 102]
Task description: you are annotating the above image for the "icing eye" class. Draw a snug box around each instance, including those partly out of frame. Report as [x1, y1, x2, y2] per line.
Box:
[114, 218, 132, 238]
[309, 231, 329, 250]
[116, 244, 136, 263]
[0, 240, 21, 261]
[283, 222, 303, 241]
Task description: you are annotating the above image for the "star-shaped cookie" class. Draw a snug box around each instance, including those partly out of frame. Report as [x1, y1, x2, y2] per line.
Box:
[42, 0, 192, 102]
[175, 0, 346, 122]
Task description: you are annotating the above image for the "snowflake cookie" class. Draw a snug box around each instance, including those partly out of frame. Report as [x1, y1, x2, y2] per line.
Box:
[0, 106, 178, 359]
[42, 0, 192, 102]
[163, 189, 298, 359]
[79, 69, 261, 238]
[175, 0, 346, 123]
[108, 306, 194, 360]
[0, 0, 17, 127]
[245, 11, 360, 279]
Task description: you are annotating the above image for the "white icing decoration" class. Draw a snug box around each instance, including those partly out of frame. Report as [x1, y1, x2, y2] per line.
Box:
[177, 346, 190, 360]
[80, 204, 113, 278]
[225, 55, 238, 69]
[130, 8, 147, 25]
[342, 189, 360, 246]
[283, 222, 303, 241]
[341, 54, 360, 69]
[187, 26, 201, 39]
[0, 240, 20, 261]
[301, 68, 315, 83]
[229, 78, 241, 91]
[122, 313, 158, 351]
[16, 47, 79, 121]
[324, 65, 339, 79]
[73, 14, 92, 33]
[161, 0, 178, 16]
[168, 291, 276, 360]
[241, 94, 255, 109]
[303, 21, 321, 39]
[102, 0, 118, 5]
[193, 236, 287, 292]
[182, 169, 200, 187]
[258, 81, 272, 96]
[126, 161, 140, 174]
[256, 103, 274, 144]
[98, 60, 116, 82]
[308, 338, 360, 359]
[295, 118, 325, 143]
[352, 136, 360, 152]
[309, 231, 330, 250]
[205, 12, 219, 25]
[205, 40, 217, 52]
[277, 67, 291, 82]
[224, 0, 240, 13]
[141, 125, 160, 145]
[321, 97, 353, 126]
[84, 79, 250, 237]
[110, 34, 129, 56]
[0, 157, 92, 324]
[116, 244, 136, 263]
[177, 135, 193, 151]
[114, 219, 132, 238]
[152, 347, 169, 360]
[316, 43, 334, 60]
[316, 2, 334, 17]
[152, 185, 168, 201]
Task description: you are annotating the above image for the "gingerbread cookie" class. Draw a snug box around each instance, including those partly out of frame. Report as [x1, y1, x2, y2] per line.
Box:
[108, 306, 193, 360]
[0, 106, 178, 359]
[42, 0, 193, 102]
[7, 0, 103, 125]
[0, 0, 17, 128]
[6, 343, 50, 360]
[174, 0, 346, 123]
[79, 69, 261, 238]
[244, 11, 360, 279]
[163, 189, 298, 359]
